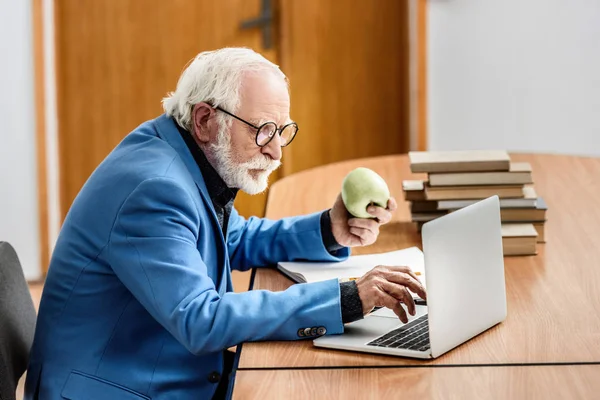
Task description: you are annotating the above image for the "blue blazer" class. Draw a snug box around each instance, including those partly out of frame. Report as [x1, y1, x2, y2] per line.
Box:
[25, 115, 350, 399]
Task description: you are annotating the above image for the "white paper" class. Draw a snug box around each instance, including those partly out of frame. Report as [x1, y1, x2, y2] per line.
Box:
[277, 247, 426, 286]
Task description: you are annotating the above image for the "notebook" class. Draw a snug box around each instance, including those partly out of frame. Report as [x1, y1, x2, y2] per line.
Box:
[277, 247, 426, 287]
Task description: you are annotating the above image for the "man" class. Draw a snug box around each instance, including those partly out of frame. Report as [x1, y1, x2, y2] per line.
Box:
[26, 48, 426, 399]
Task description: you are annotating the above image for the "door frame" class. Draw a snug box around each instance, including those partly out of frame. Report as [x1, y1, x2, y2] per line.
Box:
[409, 0, 428, 151]
[33, 0, 60, 276]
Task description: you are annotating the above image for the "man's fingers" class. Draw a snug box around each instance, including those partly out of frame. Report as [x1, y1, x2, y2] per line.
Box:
[381, 280, 416, 316]
[391, 302, 408, 323]
[349, 226, 368, 237]
[348, 218, 379, 232]
[349, 227, 377, 245]
[399, 268, 424, 288]
[384, 271, 427, 300]
[379, 265, 425, 289]
[387, 197, 398, 212]
[366, 206, 392, 225]
[376, 288, 408, 323]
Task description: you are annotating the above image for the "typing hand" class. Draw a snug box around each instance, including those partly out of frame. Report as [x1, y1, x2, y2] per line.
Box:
[355, 265, 427, 323]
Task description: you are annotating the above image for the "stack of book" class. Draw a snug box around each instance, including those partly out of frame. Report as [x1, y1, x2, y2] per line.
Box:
[403, 150, 547, 256]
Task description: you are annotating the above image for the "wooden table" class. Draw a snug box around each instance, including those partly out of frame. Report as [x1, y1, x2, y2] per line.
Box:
[232, 153, 600, 398]
[233, 365, 600, 400]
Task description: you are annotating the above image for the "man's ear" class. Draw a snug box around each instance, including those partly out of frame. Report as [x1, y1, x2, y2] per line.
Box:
[191, 102, 214, 143]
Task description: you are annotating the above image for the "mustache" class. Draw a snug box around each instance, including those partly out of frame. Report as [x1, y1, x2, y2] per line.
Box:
[239, 155, 281, 172]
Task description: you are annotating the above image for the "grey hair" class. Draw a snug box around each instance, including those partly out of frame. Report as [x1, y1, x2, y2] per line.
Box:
[162, 47, 287, 131]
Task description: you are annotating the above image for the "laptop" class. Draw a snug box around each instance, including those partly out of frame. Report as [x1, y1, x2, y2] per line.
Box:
[313, 195, 507, 359]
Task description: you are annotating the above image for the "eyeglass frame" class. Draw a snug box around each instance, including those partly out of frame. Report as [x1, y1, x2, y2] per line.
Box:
[212, 105, 299, 148]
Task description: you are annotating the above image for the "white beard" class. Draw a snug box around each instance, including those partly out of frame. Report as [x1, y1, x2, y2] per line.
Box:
[207, 123, 281, 195]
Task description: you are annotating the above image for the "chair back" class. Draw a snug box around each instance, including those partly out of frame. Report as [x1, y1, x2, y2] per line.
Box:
[0, 242, 37, 400]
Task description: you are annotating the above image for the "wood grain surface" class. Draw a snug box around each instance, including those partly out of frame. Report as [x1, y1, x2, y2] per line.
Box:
[233, 365, 600, 400]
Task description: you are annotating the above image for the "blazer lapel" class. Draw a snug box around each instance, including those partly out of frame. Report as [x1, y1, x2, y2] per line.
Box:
[153, 114, 227, 247]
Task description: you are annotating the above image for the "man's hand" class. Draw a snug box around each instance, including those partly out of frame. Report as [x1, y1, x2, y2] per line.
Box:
[329, 194, 397, 247]
[355, 265, 427, 323]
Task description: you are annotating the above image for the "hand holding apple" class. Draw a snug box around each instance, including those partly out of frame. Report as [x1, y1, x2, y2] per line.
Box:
[329, 168, 398, 247]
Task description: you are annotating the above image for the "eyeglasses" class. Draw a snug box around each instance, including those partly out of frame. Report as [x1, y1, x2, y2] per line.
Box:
[213, 106, 298, 147]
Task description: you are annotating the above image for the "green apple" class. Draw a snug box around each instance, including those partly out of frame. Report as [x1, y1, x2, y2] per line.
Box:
[341, 167, 390, 218]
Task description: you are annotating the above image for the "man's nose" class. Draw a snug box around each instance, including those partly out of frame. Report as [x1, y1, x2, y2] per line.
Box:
[262, 133, 282, 161]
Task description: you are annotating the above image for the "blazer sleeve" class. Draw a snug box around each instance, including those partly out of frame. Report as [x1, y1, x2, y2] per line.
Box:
[106, 177, 344, 356]
[226, 207, 351, 271]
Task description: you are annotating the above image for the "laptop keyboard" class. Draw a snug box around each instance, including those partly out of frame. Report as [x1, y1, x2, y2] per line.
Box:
[366, 314, 430, 351]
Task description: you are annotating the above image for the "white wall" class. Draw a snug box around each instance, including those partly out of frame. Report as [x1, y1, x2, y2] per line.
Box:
[428, 0, 600, 156]
[0, 0, 41, 280]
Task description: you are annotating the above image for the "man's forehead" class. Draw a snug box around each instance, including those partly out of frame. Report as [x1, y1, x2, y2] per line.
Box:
[240, 71, 288, 101]
[249, 109, 292, 125]
[239, 73, 292, 124]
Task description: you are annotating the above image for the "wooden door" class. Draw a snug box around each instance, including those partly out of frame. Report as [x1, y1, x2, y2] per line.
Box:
[54, 0, 275, 222]
[278, 0, 411, 177]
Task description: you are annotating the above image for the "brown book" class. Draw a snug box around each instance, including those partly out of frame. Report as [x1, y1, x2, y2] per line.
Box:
[409, 150, 510, 173]
[411, 212, 447, 222]
[428, 162, 532, 187]
[425, 184, 525, 201]
[402, 180, 426, 201]
[499, 198, 548, 222]
[501, 224, 538, 256]
[414, 209, 545, 226]
[447, 197, 548, 222]
[410, 201, 439, 213]
[438, 186, 537, 210]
